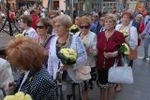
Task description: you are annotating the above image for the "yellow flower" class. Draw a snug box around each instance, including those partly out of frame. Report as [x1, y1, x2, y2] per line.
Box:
[60, 48, 77, 59]
[69, 25, 78, 30]
[4, 95, 15, 100]
[122, 43, 130, 55]
[24, 94, 32, 100]
[120, 30, 128, 37]
[15, 92, 25, 100]
[59, 48, 77, 65]
[120, 43, 130, 55]
[4, 92, 32, 100]
[15, 34, 24, 38]
[69, 24, 79, 33]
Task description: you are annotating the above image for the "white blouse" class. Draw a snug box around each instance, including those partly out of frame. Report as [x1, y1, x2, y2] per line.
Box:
[115, 24, 138, 50]
[76, 31, 97, 68]
[47, 33, 87, 83]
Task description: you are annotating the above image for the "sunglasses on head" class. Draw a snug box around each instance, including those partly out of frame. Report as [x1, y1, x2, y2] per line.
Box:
[36, 25, 45, 29]
[80, 25, 89, 29]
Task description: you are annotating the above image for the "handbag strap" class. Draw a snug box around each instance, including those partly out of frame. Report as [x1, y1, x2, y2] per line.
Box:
[43, 35, 55, 48]
[113, 59, 118, 68]
[121, 55, 128, 66]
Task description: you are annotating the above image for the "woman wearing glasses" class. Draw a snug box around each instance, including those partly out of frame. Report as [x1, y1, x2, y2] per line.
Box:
[97, 14, 125, 100]
[35, 18, 53, 68]
[76, 16, 97, 100]
[48, 10, 59, 35]
[47, 14, 87, 99]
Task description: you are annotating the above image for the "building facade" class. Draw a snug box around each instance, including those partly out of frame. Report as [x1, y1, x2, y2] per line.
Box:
[44, 0, 147, 15]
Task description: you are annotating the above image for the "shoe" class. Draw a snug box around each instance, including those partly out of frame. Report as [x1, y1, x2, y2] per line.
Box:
[142, 56, 148, 60]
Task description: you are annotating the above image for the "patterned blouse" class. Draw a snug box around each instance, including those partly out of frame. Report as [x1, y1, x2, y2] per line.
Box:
[14, 67, 57, 100]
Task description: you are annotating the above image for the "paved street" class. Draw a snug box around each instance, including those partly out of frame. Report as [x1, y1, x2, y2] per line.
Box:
[0, 31, 13, 50]
[88, 42, 150, 100]
[0, 32, 150, 100]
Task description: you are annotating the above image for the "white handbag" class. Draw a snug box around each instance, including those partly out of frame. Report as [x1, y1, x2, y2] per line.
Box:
[108, 57, 133, 84]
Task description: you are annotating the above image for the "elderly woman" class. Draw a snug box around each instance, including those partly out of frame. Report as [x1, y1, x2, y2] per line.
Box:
[97, 14, 125, 100]
[6, 37, 57, 100]
[115, 11, 138, 92]
[35, 18, 53, 67]
[47, 14, 87, 99]
[48, 10, 59, 35]
[115, 12, 138, 66]
[135, 14, 144, 46]
[0, 58, 14, 99]
[76, 16, 97, 100]
[19, 15, 37, 38]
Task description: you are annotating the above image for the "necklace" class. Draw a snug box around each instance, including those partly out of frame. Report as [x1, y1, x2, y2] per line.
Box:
[38, 34, 49, 45]
[57, 33, 70, 48]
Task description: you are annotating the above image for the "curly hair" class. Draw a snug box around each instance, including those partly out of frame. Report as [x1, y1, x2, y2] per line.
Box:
[79, 16, 92, 26]
[5, 37, 45, 71]
[121, 11, 133, 20]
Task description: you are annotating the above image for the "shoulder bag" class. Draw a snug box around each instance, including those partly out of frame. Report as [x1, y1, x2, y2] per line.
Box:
[108, 56, 134, 84]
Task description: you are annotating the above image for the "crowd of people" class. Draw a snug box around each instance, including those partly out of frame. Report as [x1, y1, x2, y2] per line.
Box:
[0, 3, 150, 100]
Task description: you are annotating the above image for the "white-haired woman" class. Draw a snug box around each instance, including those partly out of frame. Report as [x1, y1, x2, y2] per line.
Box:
[0, 58, 14, 99]
[47, 14, 87, 100]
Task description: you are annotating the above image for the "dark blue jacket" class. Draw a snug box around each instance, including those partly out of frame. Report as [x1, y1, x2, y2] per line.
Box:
[90, 21, 101, 35]
[14, 67, 57, 100]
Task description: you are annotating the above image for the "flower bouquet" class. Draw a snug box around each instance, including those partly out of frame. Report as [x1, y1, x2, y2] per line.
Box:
[120, 30, 128, 38]
[69, 24, 79, 34]
[118, 43, 130, 55]
[58, 48, 77, 65]
[4, 91, 32, 100]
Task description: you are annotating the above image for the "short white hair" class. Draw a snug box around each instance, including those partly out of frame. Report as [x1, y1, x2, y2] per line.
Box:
[53, 14, 72, 29]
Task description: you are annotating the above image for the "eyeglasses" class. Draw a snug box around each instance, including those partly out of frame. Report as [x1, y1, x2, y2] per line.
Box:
[80, 25, 89, 29]
[36, 25, 45, 29]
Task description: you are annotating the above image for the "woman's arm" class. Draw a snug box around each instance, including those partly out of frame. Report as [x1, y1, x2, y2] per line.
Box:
[128, 26, 138, 50]
[47, 59, 53, 78]
[73, 37, 87, 70]
[87, 34, 97, 56]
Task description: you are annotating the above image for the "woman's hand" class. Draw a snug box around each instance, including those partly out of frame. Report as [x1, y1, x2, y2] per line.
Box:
[87, 48, 93, 55]
[104, 51, 118, 59]
[59, 65, 68, 71]
[86, 47, 97, 56]
[8, 82, 16, 91]
[139, 34, 145, 40]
